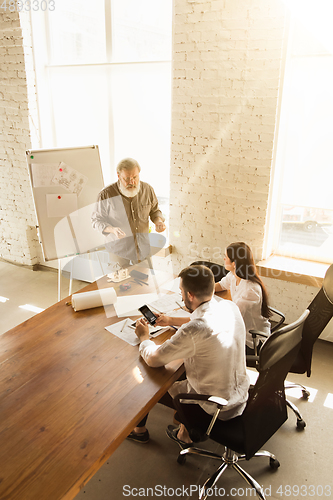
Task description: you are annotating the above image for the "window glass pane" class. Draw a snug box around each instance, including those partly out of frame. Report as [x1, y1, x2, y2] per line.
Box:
[47, 0, 106, 64]
[110, 62, 171, 206]
[273, 19, 333, 263]
[48, 66, 111, 184]
[31, 1, 172, 226]
[111, 0, 172, 62]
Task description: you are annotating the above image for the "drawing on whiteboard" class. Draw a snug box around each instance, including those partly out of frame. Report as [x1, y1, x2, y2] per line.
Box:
[51, 162, 88, 196]
[31, 163, 60, 187]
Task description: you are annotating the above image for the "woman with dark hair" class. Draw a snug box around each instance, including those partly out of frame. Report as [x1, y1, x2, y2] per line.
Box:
[215, 242, 271, 353]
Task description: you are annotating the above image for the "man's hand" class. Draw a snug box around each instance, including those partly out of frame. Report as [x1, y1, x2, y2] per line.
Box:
[155, 313, 170, 327]
[104, 226, 126, 239]
[154, 217, 166, 233]
[135, 318, 150, 341]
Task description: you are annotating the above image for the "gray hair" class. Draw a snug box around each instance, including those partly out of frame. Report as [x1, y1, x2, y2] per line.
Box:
[116, 158, 141, 174]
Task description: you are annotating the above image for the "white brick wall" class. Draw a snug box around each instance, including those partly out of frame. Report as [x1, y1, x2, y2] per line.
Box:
[0, 11, 38, 266]
[169, 0, 333, 341]
[170, 0, 287, 273]
[1, 5, 331, 340]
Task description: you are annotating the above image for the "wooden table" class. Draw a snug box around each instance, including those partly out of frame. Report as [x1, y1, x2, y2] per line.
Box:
[0, 270, 184, 500]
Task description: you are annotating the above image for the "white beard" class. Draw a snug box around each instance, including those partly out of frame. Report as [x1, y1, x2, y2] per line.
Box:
[118, 181, 140, 198]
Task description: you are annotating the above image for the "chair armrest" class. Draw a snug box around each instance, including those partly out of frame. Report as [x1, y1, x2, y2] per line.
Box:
[173, 393, 228, 439]
[248, 330, 269, 360]
[174, 393, 227, 407]
[246, 354, 259, 365]
[268, 306, 285, 332]
[249, 329, 270, 340]
[208, 396, 228, 406]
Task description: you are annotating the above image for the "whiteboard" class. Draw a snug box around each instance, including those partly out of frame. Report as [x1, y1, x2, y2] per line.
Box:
[26, 145, 106, 261]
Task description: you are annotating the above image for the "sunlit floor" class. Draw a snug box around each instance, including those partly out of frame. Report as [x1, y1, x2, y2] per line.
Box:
[1, 259, 333, 500]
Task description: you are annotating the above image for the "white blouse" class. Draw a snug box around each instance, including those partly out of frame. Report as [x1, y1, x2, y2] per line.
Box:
[219, 272, 270, 348]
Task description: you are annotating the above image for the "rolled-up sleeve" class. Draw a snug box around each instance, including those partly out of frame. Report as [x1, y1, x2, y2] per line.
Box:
[139, 325, 196, 367]
[219, 272, 231, 291]
[148, 188, 164, 223]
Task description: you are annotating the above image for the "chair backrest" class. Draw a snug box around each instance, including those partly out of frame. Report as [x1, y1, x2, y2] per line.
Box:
[242, 309, 309, 459]
[190, 261, 227, 282]
[296, 264, 333, 377]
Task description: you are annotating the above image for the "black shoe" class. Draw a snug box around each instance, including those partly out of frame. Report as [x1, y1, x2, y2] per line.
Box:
[166, 425, 193, 449]
[127, 429, 150, 444]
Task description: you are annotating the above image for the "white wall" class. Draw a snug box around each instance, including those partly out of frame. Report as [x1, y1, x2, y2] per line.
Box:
[1, 3, 332, 339]
[169, 0, 286, 268]
[0, 11, 39, 266]
[168, 0, 333, 339]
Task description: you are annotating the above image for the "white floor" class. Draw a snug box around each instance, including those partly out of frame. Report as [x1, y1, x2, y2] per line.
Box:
[1, 259, 333, 500]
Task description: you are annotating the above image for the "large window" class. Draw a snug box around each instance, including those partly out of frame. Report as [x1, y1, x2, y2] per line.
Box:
[30, 0, 172, 211]
[266, 4, 333, 264]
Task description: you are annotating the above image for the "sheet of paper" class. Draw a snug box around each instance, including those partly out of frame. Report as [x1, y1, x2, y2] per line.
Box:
[161, 277, 180, 294]
[167, 308, 191, 329]
[105, 318, 139, 346]
[170, 309, 191, 318]
[51, 162, 88, 196]
[114, 293, 159, 317]
[31, 163, 60, 187]
[148, 292, 184, 314]
[46, 193, 78, 218]
[105, 318, 169, 345]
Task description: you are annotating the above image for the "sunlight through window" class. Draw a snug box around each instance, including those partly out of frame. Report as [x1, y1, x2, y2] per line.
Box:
[324, 393, 333, 409]
[267, 0, 333, 263]
[19, 304, 45, 314]
[285, 384, 317, 403]
[132, 366, 144, 384]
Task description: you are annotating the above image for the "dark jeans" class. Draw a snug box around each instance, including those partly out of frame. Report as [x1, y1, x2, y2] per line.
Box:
[137, 371, 186, 428]
[137, 392, 176, 427]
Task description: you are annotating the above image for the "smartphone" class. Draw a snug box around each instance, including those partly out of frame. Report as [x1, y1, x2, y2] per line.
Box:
[138, 305, 158, 326]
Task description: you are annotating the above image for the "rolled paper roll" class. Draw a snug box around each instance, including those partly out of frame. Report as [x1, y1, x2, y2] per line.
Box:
[71, 287, 117, 312]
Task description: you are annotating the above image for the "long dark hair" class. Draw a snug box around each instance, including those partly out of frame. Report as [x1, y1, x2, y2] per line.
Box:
[226, 242, 271, 318]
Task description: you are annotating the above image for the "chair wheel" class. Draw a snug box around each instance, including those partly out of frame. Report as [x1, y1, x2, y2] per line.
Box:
[270, 457, 280, 469]
[302, 390, 310, 399]
[177, 454, 186, 465]
[297, 419, 306, 430]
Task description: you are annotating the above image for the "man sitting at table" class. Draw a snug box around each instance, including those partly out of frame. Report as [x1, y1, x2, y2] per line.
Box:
[131, 265, 250, 445]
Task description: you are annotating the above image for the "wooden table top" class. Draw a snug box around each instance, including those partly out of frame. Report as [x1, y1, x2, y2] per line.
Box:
[0, 269, 185, 500]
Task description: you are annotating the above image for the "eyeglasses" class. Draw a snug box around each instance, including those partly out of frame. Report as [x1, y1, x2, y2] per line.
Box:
[121, 175, 139, 182]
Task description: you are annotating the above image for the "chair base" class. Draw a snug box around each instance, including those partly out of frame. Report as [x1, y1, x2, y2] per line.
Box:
[285, 381, 310, 399]
[286, 398, 306, 429]
[179, 446, 280, 500]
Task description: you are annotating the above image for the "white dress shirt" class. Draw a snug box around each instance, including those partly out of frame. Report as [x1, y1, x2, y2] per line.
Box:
[139, 297, 250, 420]
[219, 272, 270, 348]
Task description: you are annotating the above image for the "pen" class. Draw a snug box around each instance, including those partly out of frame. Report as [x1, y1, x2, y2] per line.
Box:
[133, 279, 143, 286]
[136, 279, 149, 286]
[120, 319, 127, 332]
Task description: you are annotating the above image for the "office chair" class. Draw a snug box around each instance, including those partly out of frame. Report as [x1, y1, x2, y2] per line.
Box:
[190, 261, 286, 331]
[190, 261, 227, 282]
[171, 310, 309, 500]
[249, 263, 333, 429]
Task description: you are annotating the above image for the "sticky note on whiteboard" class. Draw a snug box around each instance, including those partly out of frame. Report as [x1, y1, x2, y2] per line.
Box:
[46, 194, 78, 218]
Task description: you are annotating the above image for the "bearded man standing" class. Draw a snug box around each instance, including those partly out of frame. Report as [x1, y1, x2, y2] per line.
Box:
[91, 158, 166, 266]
